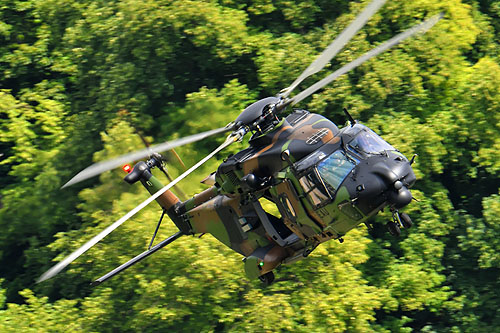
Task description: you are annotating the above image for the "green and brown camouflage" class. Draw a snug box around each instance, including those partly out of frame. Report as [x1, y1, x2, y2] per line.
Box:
[133, 107, 416, 280]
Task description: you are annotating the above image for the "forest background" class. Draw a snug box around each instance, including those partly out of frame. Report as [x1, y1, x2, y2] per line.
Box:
[0, 0, 499, 331]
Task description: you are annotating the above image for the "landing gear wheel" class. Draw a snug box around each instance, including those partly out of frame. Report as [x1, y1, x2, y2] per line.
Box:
[386, 221, 401, 237]
[400, 213, 413, 228]
[258, 271, 275, 286]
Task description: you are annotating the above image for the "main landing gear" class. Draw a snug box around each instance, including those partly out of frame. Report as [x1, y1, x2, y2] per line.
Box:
[259, 271, 275, 286]
[386, 210, 413, 237]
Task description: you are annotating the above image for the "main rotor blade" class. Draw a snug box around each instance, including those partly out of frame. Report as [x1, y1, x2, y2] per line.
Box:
[62, 126, 232, 188]
[280, 0, 387, 98]
[290, 13, 443, 106]
[37, 133, 239, 283]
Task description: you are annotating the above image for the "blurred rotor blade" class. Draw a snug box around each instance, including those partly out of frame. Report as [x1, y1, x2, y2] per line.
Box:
[280, 0, 387, 98]
[38, 132, 240, 283]
[290, 13, 443, 106]
[135, 131, 187, 199]
[136, 130, 186, 169]
[62, 125, 233, 188]
[170, 149, 186, 170]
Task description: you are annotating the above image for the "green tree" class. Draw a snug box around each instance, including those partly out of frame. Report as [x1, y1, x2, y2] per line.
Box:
[1, 0, 499, 332]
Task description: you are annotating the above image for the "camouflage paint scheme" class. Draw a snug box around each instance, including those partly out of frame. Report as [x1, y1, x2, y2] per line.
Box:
[137, 109, 416, 280]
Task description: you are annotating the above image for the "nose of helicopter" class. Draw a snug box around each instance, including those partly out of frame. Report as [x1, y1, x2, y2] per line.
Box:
[386, 180, 413, 209]
[346, 151, 416, 214]
[370, 152, 415, 209]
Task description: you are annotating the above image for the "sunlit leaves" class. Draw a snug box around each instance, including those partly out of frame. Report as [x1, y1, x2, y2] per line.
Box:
[464, 191, 500, 269]
[0, 0, 499, 331]
[0, 289, 81, 332]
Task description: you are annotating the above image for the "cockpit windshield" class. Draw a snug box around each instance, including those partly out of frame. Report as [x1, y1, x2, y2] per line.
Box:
[299, 151, 357, 207]
[349, 128, 395, 154]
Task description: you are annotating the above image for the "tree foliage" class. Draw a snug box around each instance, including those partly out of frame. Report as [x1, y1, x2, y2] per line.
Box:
[1, 0, 499, 331]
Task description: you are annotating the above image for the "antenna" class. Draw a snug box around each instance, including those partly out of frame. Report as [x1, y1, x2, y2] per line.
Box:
[343, 108, 356, 126]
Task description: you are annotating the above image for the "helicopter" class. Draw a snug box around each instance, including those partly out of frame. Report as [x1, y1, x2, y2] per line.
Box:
[38, 0, 442, 286]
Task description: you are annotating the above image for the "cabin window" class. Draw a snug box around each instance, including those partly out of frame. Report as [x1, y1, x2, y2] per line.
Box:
[299, 171, 330, 207]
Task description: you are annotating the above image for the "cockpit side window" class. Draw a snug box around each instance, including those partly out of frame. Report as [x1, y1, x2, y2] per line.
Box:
[298, 151, 357, 208]
[317, 151, 356, 192]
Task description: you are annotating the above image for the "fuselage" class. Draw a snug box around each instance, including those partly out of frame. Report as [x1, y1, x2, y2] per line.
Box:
[139, 109, 416, 279]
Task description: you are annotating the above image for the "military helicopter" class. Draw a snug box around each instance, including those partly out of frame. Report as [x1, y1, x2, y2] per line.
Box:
[38, 0, 442, 285]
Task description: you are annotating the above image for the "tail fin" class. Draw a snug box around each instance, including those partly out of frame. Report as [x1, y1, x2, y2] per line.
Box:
[124, 161, 190, 234]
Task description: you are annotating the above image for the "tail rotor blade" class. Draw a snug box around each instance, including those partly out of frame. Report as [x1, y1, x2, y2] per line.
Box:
[290, 13, 443, 106]
[280, 0, 387, 98]
[37, 132, 240, 283]
[62, 125, 233, 188]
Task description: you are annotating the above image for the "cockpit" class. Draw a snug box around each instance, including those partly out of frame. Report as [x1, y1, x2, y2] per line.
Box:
[295, 123, 396, 209]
